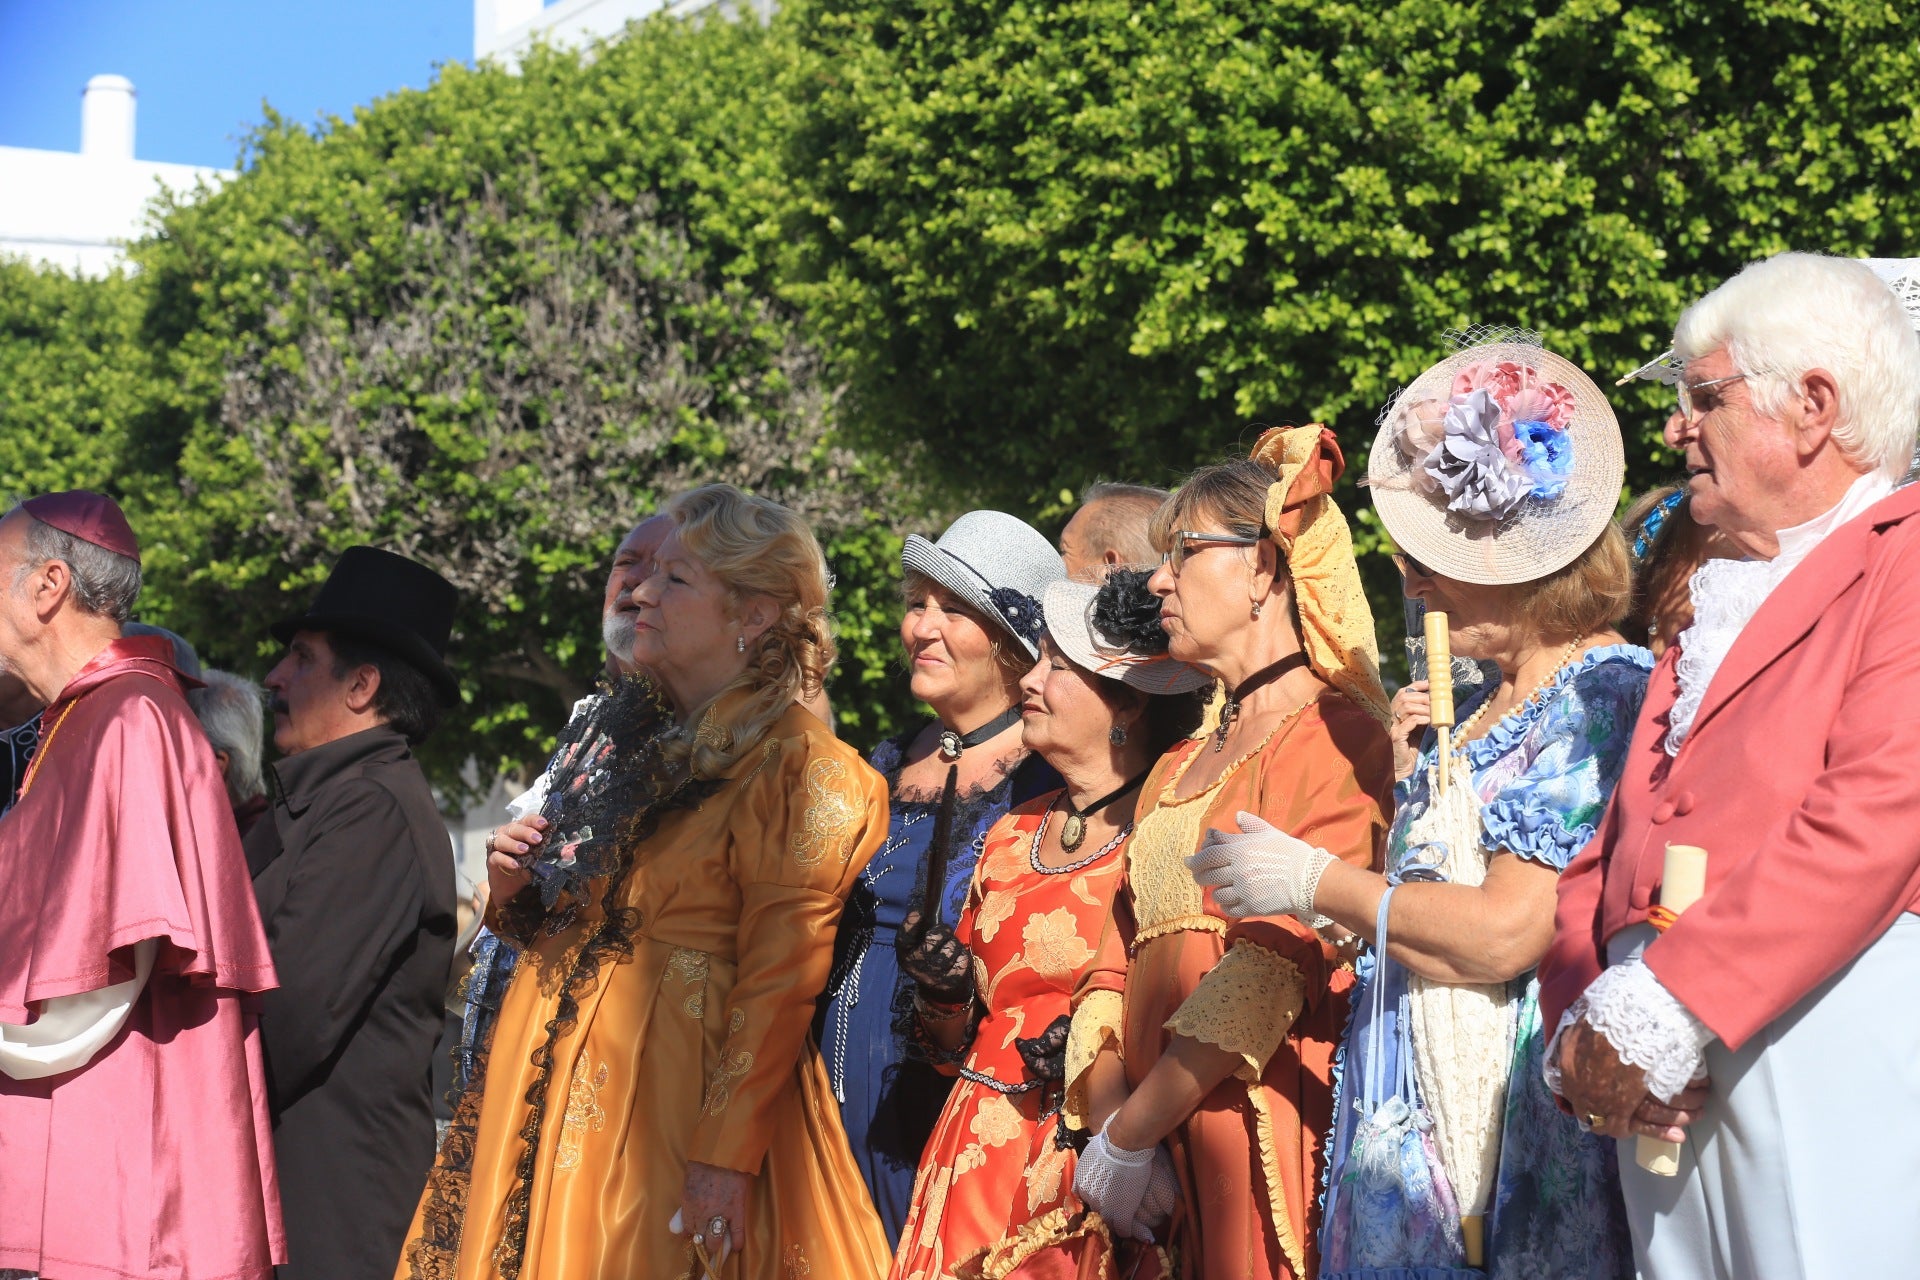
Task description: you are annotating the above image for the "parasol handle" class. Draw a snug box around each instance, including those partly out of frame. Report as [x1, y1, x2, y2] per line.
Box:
[1636, 843, 1709, 1177]
[1462, 1215, 1485, 1268]
[1424, 611, 1455, 796]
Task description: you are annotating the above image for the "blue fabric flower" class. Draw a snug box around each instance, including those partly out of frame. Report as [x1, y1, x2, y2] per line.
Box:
[987, 586, 1043, 646]
[1514, 420, 1574, 501]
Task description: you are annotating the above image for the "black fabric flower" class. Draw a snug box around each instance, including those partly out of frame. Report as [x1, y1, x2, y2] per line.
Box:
[1092, 568, 1170, 654]
[988, 586, 1044, 646]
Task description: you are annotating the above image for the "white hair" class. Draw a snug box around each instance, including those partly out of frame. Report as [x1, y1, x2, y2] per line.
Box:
[188, 668, 267, 805]
[1673, 252, 1920, 478]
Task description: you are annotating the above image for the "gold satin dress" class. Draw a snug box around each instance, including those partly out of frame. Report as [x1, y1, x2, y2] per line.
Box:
[398, 703, 891, 1280]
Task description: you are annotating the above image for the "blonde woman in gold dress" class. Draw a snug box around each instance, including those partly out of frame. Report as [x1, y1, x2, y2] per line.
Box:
[397, 484, 890, 1280]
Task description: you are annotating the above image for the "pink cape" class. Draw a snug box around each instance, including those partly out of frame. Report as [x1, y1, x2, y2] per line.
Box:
[0, 636, 285, 1280]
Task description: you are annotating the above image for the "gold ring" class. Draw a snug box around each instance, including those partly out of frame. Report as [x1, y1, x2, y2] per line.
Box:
[1585, 1112, 1607, 1129]
[707, 1215, 729, 1239]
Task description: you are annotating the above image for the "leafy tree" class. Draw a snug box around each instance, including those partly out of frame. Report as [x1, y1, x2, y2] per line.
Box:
[0, 261, 149, 502]
[122, 20, 913, 790]
[782, 0, 1920, 647]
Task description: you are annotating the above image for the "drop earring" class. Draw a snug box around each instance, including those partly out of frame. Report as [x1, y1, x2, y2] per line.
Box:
[1251, 601, 1264, 620]
[1109, 723, 1128, 746]
[736, 635, 747, 654]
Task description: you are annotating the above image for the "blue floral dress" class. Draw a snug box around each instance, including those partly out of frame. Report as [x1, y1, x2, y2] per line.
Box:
[812, 727, 1058, 1248]
[1323, 645, 1651, 1280]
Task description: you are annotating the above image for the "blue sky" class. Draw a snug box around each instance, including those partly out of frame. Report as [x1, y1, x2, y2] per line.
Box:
[0, 0, 474, 169]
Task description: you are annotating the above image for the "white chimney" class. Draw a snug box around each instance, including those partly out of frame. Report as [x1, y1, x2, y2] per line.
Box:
[81, 74, 137, 161]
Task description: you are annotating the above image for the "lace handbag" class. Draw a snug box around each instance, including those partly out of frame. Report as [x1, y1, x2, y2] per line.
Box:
[1321, 885, 1478, 1280]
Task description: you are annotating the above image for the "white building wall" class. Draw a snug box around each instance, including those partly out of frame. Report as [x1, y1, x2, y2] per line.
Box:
[0, 76, 228, 277]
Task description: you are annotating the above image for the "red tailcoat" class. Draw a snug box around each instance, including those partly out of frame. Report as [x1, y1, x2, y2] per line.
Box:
[0, 637, 285, 1280]
[1540, 485, 1920, 1050]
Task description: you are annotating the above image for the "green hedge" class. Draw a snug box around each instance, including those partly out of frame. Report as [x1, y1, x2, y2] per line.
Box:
[5, 0, 1919, 788]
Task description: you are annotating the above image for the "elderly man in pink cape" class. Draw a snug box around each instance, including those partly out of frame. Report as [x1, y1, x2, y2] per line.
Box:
[0, 491, 284, 1280]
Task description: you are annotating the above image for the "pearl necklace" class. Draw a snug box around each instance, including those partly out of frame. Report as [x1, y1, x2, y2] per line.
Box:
[1449, 635, 1587, 752]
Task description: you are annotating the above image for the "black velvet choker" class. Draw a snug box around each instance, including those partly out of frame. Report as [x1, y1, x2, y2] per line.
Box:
[1216, 652, 1308, 751]
[1057, 768, 1150, 852]
[938, 705, 1022, 761]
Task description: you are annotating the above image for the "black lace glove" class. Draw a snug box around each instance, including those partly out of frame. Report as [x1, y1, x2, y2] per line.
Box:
[1015, 1012, 1072, 1083]
[897, 910, 975, 1005]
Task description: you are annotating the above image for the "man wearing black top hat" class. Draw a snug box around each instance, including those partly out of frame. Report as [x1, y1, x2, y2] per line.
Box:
[245, 547, 460, 1280]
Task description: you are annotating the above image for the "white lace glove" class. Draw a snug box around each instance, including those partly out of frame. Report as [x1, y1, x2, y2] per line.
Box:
[1134, 1145, 1179, 1241]
[1542, 957, 1715, 1106]
[1185, 811, 1334, 926]
[1074, 1118, 1160, 1241]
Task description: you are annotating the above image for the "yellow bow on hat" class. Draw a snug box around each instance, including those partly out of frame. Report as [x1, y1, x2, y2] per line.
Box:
[1249, 425, 1390, 725]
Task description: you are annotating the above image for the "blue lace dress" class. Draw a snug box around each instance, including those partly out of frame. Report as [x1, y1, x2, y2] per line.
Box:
[1323, 645, 1651, 1280]
[812, 727, 1058, 1248]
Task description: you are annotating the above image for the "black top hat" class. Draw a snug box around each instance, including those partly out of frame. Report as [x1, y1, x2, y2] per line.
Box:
[271, 547, 460, 705]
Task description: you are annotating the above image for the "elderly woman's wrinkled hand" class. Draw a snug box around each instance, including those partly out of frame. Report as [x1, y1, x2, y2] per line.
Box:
[1389, 681, 1432, 780]
[1185, 811, 1333, 919]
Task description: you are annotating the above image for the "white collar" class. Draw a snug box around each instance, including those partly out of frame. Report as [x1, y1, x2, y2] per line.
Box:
[1769, 469, 1897, 579]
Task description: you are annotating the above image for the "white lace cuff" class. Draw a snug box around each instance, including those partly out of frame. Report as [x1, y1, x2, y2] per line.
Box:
[1542, 957, 1714, 1104]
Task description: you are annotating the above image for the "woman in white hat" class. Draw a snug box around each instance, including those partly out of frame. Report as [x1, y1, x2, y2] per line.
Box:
[816, 511, 1067, 1248]
[1189, 341, 1651, 1279]
[887, 570, 1209, 1279]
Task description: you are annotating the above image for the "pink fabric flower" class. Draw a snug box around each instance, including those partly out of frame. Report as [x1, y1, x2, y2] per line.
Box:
[1505, 382, 1575, 431]
[1450, 360, 1531, 403]
[1395, 397, 1449, 463]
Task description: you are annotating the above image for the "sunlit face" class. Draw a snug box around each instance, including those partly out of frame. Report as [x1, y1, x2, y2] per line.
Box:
[1396, 558, 1516, 661]
[600, 516, 670, 669]
[628, 531, 742, 691]
[900, 579, 1014, 714]
[1017, 635, 1122, 763]
[1664, 347, 1805, 553]
[1145, 522, 1268, 667]
[0, 513, 37, 682]
[263, 629, 362, 754]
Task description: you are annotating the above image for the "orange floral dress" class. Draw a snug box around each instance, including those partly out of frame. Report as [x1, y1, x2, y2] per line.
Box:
[1065, 692, 1393, 1280]
[891, 795, 1149, 1280]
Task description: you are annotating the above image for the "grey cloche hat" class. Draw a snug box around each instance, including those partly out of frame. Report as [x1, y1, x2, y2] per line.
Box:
[1042, 580, 1212, 695]
[900, 510, 1066, 657]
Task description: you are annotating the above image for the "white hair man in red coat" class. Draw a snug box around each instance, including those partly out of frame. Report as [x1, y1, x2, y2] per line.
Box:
[1539, 252, 1920, 1278]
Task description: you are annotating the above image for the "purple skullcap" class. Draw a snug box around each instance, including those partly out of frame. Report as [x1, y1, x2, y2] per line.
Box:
[20, 491, 140, 562]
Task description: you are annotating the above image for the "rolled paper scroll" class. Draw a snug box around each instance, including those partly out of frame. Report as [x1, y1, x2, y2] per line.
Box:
[1425, 611, 1455, 796]
[1636, 842, 1709, 1177]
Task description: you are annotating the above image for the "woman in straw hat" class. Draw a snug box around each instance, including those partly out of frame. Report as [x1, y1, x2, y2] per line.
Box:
[816, 511, 1066, 1248]
[1064, 426, 1394, 1280]
[1189, 340, 1650, 1279]
[886, 571, 1209, 1280]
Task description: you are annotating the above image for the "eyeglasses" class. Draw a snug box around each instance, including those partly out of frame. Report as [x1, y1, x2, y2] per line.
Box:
[1159, 531, 1260, 574]
[1392, 552, 1435, 580]
[1676, 372, 1749, 423]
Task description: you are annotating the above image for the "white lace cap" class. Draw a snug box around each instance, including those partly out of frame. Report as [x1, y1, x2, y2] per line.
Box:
[1367, 334, 1626, 585]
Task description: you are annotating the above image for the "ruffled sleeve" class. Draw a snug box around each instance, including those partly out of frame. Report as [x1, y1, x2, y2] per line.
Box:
[687, 729, 889, 1174]
[1475, 650, 1652, 872]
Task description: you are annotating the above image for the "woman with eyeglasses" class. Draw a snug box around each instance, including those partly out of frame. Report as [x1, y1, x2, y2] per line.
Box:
[1064, 426, 1394, 1280]
[1190, 344, 1652, 1279]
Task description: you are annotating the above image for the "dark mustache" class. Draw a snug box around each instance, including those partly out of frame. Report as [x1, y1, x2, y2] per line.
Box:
[269, 697, 291, 716]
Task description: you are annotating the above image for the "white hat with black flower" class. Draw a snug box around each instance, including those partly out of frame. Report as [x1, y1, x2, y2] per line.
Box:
[1367, 332, 1625, 585]
[900, 510, 1066, 657]
[1042, 576, 1212, 695]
